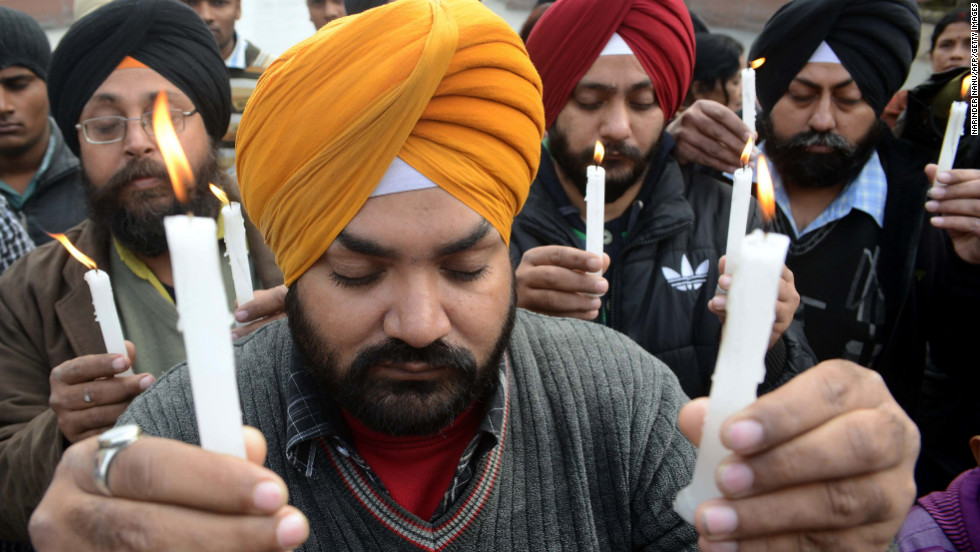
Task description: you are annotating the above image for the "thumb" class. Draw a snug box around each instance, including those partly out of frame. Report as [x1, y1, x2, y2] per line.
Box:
[244, 426, 268, 466]
[678, 397, 710, 447]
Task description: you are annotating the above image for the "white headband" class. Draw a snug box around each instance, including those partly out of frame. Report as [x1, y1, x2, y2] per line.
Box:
[807, 41, 842, 64]
[599, 32, 635, 57]
[370, 157, 438, 198]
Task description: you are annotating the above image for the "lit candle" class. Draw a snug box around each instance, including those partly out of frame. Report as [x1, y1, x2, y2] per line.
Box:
[741, 58, 765, 136]
[585, 141, 606, 278]
[724, 139, 755, 275]
[48, 233, 132, 377]
[209, 184, 254, 308]
[935, 76, 971, 183]
[673, 165, 786, 523]
[155, 91, 245, 459]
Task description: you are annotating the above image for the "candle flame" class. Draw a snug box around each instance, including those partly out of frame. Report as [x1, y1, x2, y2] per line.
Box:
[740, 137, 754, 166]
[593, 141, 605, 165]
[962, 75, 972, 99]
[750, 57, 766, 69]
[153, 90, 194, 206]
[47, 233, 97, 270]
[209, 183, 230, 206]
[756, 154, 775, 222]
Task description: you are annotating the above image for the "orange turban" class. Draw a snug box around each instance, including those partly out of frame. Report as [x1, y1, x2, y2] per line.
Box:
[236, 0, 545, 286]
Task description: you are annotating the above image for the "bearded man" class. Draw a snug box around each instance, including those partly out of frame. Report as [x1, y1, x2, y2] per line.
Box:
[29, 1, 921, 551]
[513, 0, 814, 399]
[0, 0, 282, 542]
[669, 0, 980, 493]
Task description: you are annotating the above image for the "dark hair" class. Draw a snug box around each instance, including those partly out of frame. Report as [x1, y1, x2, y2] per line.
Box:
[930, 9, 968, 53]
[690, 32, 744, 104]
[520, 2, 552, 43]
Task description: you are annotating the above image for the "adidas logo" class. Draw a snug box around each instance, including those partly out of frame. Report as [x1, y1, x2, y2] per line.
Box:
[662, 254, 709, 291]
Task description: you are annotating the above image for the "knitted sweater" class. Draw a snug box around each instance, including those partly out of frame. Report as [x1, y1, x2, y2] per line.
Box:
[120, 310, 699, 551]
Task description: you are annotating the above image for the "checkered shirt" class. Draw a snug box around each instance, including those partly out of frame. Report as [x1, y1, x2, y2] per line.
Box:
[0, 196, 33, 273]
[283, 346, 507, 522]
[761, 146, 888, 238]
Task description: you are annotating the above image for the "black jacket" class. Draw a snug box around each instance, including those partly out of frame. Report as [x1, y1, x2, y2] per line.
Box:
[3, 119, 85, 247]
[511, 141, 816, 399]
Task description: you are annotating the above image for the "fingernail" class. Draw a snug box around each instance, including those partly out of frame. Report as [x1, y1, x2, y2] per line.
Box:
[713, 296, 727, 309]
[590, 298, 602, 309]
[726, 420, 764, 451]
[138, 375, 154, 391]
[253, 481, 285, 513]
[927, 187, 946, 198]
[277, 512, 308, 549]
[586, 257, 602, 272]
[718, 462, 754, 495]
[112, 356, 128, 371]
[931, 216, 945, 226]
[231, 330, 240, 340]
[925, 200, 939, 211]
[718, 275, 732, 288]
[594, 279, 608, 294]
[235, 309, 248, 322]
[701, 540, 739, 552]
[702, 505, 738, 536]
[937, 171, 952, 183]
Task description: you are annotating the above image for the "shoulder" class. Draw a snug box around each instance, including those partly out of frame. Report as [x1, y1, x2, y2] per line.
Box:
[509, 309, 689, 406]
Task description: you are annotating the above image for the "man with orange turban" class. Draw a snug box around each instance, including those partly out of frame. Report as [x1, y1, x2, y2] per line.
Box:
[515, 0, 813, 399]
[30, 1, 922, 550]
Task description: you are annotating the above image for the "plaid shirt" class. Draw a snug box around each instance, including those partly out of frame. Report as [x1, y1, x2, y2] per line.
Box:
[761, 146, 888, 238]
[283, 346, 507, 521]
[0, 196, 33, 274]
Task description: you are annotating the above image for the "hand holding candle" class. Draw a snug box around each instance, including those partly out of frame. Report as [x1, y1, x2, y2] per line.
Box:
[934, 75, 971, 184]
[674, 168, 788, 523]
[48, 233, 132, 377]
[155, 91, 245, 459]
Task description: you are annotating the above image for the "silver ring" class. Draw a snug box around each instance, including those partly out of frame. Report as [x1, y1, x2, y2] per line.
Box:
[715, 284, 728, 296]
[83, 391, 92, 403]
[94, 425, 142, 497]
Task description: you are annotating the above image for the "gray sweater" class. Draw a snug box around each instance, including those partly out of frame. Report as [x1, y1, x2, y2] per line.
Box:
[120, 310, 699, 551]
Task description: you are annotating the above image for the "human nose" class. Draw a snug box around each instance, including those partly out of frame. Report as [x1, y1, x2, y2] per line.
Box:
[0, 90, 10, 114]
[123, 119, 156, 158]
[196, 3, 214, 23]
[383, 272, 452, 349]
[808, 94, 835, 133]
[598, 99, 632, 143]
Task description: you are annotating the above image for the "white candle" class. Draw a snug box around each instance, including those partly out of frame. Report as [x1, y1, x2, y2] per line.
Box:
[221, 202, 254, 307]
[725, 167, 753, 275]
[935, 101, 967, 183]
[84, 269, 132, 377]
[164, 215, 245, 459]
[741, 67, 757, 135]
[673, 229, 790, 523]
[585, 163, 605, 278]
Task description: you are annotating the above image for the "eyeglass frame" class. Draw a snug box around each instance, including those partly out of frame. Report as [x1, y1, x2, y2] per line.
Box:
[74, 107, 200, 145]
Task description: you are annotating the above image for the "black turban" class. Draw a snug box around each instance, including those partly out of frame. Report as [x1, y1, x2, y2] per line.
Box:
[48, 0, 231, 156]
[749, 0, 920, 115]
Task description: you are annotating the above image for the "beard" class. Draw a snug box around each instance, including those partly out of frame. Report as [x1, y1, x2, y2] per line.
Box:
[759, 112, 880, 189]
[286, 280, 517, 437]
[548, 123, 658, 203]
[84, 149, 223, 257]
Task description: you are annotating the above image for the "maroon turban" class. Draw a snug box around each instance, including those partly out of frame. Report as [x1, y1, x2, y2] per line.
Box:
[525, 0, 694, 129]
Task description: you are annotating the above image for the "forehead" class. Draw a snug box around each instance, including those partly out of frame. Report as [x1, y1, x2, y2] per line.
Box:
[83, 68, 191, 112]
[0, 65, 37, 79]
[792, 62, 855, 86]
[578, 54, 650, 87]
[938, 22, 970, 40]
[339, 187, 496, 252]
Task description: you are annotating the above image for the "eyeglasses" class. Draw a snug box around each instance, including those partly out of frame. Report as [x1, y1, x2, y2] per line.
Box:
[75, 108, 199, 145]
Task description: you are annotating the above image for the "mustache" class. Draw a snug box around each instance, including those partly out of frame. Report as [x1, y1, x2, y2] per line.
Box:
[579, 142, 646, 165]
[104, 158, 172, 193]
[349, 338, 477, 377]
[780, 131, 855, 154]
